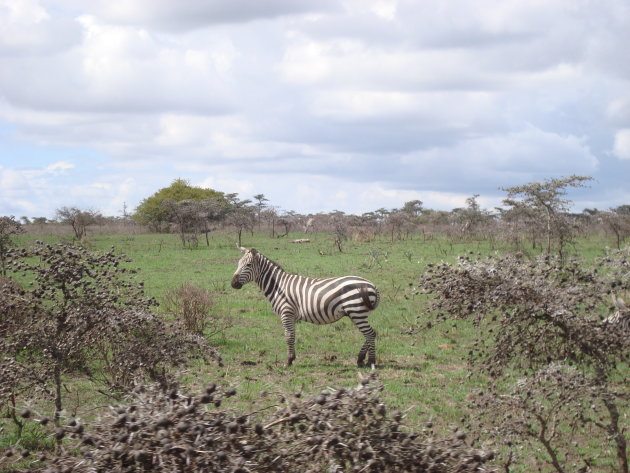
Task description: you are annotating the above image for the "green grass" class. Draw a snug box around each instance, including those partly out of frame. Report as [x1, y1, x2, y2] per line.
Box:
[4, 230, 625, 471]
[9, 232, 487, 421]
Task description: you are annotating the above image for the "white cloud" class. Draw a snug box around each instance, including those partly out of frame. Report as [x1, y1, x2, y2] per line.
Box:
[613, 129, 630, 160]
[0, 0, 81, 55]
[0, 0, 628, 218]
[45, 161, 74, 174]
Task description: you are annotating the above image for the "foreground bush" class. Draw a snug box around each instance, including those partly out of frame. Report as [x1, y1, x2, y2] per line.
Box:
[0, 242, 221, 447]
[5, 375, 495, 473]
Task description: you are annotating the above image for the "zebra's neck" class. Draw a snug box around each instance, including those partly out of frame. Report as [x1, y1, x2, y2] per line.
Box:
[255, 254, 286, 297]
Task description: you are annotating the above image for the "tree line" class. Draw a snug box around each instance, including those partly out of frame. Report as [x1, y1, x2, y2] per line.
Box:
[10, 175, 630, 254]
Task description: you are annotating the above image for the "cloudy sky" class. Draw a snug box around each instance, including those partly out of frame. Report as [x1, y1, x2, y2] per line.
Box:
[1, 0, 629, 219]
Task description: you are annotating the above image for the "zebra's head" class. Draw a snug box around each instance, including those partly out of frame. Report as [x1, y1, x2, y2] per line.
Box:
[231, 247, 258, 289]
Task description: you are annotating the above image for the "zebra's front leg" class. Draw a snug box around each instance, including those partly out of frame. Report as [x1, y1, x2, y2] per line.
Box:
[281, 313, 297, 367]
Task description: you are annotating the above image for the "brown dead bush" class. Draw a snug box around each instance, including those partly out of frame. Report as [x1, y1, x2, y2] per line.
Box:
[9, 374, 495, 473]
[417, 248, 630, 473]
[162, 282, 231, 337]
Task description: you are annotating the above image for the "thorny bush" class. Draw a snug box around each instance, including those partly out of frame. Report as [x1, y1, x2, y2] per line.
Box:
[416, 249, 629, 473]
[0, 242, 220, 441]
[0, 215, 24, 276]
[4, 374, 496, 473]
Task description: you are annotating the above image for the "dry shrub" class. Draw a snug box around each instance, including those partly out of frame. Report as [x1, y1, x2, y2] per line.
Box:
[163, 282, 232, 337]
[91, 308, 222, 393]
[418, 249, 630, 473]
[12, 374, 495, 473]
[352, 228, 375, 242]
[0, 242, 221, 441]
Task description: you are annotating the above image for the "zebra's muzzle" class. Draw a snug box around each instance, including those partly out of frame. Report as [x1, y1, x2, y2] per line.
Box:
[231, 276, 243, 289]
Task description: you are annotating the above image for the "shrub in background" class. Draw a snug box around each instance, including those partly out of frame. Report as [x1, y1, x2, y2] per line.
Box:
[162, 282, 231, 337]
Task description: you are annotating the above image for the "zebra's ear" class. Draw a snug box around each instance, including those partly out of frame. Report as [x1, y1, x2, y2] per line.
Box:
[238, 246, 248, 254]
[250, 248, 258, 255]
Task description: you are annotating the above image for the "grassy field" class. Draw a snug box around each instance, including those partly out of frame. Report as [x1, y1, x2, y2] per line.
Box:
[3, 230, 623, 471]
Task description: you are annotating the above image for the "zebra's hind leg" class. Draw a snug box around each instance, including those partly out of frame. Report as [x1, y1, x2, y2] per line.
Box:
[349, 314, 377, 368]
[281, 313, 297, 367]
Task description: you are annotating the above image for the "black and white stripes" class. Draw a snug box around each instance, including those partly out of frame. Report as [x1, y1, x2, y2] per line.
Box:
[603, 293, 630, 333]
[231, 247, 380, 367]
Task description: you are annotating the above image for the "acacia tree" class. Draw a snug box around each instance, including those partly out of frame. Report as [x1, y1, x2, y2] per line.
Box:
[55, 206, 103, 240]
[500, 175, 592, 257]
[253, 193, 269, 228]
[418, 250, 629, 472]
[600, 206, 630, 249]
[330, 210, 348, 251]
[134, 179, 225, 231]
[452, 195, 493, 238]
[160, 197, 231, 247]
[224, 194, 256, 247]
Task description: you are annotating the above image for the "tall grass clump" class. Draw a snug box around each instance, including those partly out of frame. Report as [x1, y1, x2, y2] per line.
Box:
[162, 282, 231, 337]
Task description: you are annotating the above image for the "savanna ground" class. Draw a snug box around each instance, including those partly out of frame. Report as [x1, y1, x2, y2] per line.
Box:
[2, 229, 627, 472]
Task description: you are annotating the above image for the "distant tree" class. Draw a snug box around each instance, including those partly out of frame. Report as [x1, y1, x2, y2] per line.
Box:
[224, 194, 256, 247]
[134, 179, 225, 231]
[253, 193, 269, 227]
[452, 195, 493, 237]
[615, 204, 630, 215]
[31, 217, 48, 225]
[197, 197, 232, 244]
[55, 206, 103, 240]
[500, 175, 592, 257]
[0, 216, 24, 276]
[159, 197, 230, 248]
[401, 200, 423, 217]
[273, 212, 294, 238]
[373, 208, 391, 222]
[386, 211, 408, 242]
[260, 206, 280, 237]
[19, 216, 30, 225]
[329, 210, 348, 252]
[600, 206, 630, 249]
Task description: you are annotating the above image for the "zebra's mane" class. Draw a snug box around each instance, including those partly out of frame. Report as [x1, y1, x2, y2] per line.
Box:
[256, 251, 286, 272]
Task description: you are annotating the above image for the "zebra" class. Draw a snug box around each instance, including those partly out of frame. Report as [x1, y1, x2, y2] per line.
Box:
[603, 293, 630, 333]
[231, 247, 380, 367]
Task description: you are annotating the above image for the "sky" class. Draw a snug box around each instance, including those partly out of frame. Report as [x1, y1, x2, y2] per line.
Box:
[1, 0, 629, 219]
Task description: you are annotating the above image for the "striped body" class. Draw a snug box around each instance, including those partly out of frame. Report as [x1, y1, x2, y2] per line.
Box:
[231, 248, 380, 367]
[603, 294, 630, 333]
[603, 310, 630, 332]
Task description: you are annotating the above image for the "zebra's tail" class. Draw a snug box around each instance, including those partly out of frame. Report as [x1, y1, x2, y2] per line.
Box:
[359, 286, 380, 311]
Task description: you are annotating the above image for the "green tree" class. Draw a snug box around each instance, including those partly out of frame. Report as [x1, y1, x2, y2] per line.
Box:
[133, 179, 225, 230]
[401, 199, 423, 217]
